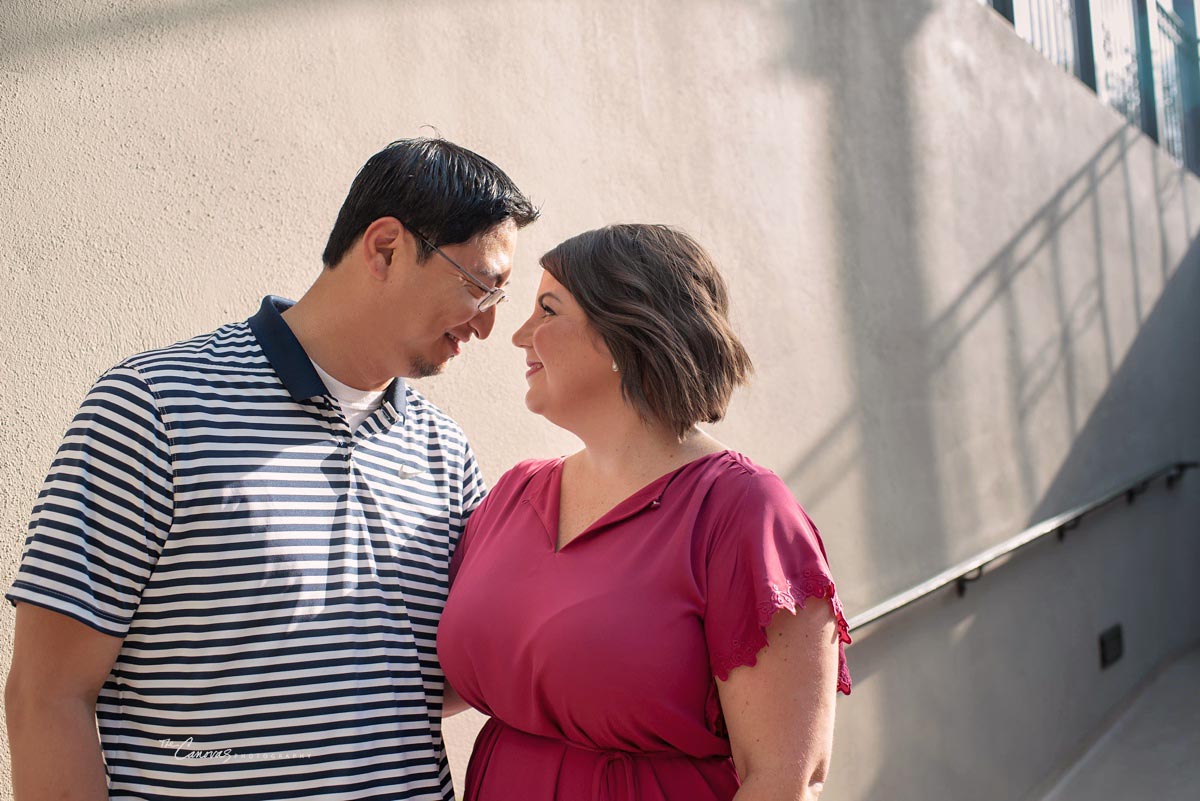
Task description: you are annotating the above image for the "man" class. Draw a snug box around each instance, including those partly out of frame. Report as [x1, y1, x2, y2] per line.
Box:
[5, 138, 538, 800]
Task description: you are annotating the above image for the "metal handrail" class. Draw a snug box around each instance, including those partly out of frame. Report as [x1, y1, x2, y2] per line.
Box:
[847, 460, 1197, 632]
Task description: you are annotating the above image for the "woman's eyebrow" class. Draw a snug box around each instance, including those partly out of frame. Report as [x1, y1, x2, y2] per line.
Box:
[537, 292, 562, 304]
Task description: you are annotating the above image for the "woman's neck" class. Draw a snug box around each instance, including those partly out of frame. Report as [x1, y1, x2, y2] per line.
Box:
[567, 418, 726, 484]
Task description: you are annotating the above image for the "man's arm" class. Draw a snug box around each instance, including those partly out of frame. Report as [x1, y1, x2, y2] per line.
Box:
[6, 603, 124, 801]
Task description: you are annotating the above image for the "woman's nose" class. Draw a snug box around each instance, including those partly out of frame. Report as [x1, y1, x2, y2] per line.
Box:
[511, 315, 533, 348]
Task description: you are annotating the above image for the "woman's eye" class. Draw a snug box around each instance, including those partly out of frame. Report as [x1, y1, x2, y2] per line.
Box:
[539, 303, 556, 316]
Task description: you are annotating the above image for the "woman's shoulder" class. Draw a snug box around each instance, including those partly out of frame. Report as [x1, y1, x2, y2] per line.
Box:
[500, 456, 561, 482]
[458, 457, 560, 552]
[483, 456, 562, 501]
[702, 450, 797, 506]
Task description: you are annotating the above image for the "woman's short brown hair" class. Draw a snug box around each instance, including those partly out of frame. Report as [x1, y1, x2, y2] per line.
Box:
[540, 224, 753, 438]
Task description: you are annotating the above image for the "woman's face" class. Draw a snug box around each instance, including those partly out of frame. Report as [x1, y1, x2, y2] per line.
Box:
[511, 269, 619, 423]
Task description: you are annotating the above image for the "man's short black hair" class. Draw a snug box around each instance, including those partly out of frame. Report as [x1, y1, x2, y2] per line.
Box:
[322, 137, 539, 267]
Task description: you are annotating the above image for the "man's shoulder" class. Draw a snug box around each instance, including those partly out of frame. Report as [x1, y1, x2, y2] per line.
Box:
[399, 383, 471, 442]
[119, 319, 259, 379]
[74, 320, 263, 410]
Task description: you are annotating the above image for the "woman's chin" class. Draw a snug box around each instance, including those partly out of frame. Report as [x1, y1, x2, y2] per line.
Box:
[525, 393, 565, 425]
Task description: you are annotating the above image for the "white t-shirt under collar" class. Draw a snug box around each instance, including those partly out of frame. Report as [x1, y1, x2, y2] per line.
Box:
[309, 359, 386, 431]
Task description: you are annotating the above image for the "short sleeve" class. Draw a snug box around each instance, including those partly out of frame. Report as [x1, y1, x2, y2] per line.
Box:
[448, 502, 477, 587]
[448, 442, 488, 584]
[460, 443, 487, 521]
[6, 365, 175, 638]
[704, 471, 851, 695]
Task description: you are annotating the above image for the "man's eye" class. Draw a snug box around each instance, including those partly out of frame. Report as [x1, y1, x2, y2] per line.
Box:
[461, 278, 486, 297]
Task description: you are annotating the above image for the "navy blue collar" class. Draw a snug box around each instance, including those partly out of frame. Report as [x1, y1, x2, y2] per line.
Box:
[247, 296, 405, 415]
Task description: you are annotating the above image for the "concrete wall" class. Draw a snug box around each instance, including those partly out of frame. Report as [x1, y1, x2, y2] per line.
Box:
[2, 1, 1197, 799]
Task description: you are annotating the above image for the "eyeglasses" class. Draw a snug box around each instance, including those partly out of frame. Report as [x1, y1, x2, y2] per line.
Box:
[404, 226, 507, 312]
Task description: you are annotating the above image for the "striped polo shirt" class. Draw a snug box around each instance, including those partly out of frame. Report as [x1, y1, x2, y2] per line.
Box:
[7, 296, 485, 801]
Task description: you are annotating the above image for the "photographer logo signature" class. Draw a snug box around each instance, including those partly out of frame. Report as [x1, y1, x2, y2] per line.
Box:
[159, 737, 312, 764]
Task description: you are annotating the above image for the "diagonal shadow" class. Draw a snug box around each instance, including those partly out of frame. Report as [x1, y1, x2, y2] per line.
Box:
[778, 0, 942, 601]
[779, 112, 1186, 582]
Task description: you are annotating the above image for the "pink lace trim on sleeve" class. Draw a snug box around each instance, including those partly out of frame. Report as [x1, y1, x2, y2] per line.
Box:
[711, 571, 853, 695]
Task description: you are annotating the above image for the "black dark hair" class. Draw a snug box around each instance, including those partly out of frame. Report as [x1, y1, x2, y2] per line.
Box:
[322, 137, 539, 267]
[541, 224, 753, 438]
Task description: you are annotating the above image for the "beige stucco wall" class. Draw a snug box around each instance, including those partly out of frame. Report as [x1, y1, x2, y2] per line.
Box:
[2, 1, 1197, 799]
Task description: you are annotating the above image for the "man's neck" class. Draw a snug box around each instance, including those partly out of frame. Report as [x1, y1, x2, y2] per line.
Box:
[280, 280, 393, 393]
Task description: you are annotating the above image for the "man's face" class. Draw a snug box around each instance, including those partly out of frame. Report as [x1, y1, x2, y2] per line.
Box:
[380, 219, 518, 378]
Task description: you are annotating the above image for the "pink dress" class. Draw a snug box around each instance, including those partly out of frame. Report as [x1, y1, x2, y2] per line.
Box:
[436, 450, 851, 801]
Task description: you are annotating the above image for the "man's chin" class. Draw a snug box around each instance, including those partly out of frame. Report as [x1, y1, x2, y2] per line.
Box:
[410, 356, 447, 379]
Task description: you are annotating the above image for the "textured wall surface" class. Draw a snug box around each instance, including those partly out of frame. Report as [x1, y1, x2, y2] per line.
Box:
[2, 1, 1197, 799]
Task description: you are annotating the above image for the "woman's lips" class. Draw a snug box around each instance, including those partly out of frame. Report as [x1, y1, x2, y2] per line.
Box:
[525, 362, 543, 378]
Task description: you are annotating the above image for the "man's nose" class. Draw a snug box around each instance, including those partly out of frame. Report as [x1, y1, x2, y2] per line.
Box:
[470, 305, 497, 340]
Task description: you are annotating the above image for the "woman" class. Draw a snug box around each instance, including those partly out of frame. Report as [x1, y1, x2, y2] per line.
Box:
[437, 224, 851, 800]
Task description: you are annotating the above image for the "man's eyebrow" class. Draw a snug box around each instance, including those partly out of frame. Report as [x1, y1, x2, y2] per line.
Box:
[475, 265, 505, 287]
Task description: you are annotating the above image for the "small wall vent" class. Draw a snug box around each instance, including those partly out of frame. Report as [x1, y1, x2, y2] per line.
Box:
[1099, 624, 1124, 670]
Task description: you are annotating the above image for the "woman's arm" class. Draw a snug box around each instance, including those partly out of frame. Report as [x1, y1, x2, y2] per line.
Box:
[716, 599, 841, 801]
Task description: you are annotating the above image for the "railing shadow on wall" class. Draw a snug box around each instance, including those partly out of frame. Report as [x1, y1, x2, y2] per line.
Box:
[1151, 140, 1195, 279]
[774, 114, 1193, 595]
[768, 123, 1171, 525]
[776, 120, 1187, 573]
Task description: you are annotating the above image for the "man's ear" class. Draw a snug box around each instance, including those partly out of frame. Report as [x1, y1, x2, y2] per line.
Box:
[361, 217, 407, 279]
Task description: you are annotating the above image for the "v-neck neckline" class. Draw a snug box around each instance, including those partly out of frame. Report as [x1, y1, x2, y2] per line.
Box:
[536, 450, 733, 554]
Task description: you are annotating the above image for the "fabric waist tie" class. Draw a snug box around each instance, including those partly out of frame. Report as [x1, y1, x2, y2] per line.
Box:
[592, 748, 638, 801]
[470, 717, 733, 801]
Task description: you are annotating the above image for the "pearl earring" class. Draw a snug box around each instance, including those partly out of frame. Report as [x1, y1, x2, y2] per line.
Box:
[611, 361, 619, 372]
